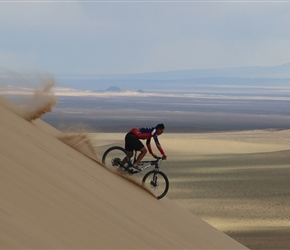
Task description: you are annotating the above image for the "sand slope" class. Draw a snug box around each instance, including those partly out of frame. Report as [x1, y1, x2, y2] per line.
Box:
[0, 96, 247, 249]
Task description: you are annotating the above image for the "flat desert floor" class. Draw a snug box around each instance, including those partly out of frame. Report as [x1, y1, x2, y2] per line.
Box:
[90, 130, 290, 250]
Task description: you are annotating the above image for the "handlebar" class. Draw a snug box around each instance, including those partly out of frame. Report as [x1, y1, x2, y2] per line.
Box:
[154, 155, 166, 160]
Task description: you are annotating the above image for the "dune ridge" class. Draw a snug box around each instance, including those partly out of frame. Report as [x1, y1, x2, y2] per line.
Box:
[0, 95, 248, 249]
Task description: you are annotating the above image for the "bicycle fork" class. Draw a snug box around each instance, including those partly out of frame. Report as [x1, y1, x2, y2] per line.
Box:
[150, 173, 158, 188]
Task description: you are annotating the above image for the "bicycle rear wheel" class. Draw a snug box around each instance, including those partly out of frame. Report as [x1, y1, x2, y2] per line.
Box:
[142, 171, 169, 200]
[102, 146, 129, 170]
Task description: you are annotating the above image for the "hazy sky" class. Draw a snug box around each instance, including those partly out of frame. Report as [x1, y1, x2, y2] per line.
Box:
[1, 1, 290, 75]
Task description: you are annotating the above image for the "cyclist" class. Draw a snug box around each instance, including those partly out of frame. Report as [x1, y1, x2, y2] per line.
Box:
[125, 123, 167, 170]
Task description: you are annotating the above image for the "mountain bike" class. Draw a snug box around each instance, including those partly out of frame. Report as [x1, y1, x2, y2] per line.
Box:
[102, 146, 169, 200]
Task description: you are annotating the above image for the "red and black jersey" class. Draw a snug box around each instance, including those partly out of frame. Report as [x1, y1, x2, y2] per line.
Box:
[130, 127, 165, 155]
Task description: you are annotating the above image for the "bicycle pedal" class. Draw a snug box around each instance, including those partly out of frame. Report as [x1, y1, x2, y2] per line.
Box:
[127, 166, 140, 173]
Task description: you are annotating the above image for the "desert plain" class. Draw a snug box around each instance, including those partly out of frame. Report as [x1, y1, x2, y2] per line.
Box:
[90, 129, 290, 250]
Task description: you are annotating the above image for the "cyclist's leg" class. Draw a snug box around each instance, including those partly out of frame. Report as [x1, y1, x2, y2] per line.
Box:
[124, 132, 138, 164]
[134, 147, 147, 166]
[125, 132, 146, 166]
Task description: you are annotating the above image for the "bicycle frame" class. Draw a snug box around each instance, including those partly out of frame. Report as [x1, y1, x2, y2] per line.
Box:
[131, 150, 162, 173]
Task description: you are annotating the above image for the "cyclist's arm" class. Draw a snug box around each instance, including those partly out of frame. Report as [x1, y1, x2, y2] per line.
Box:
[146, 138, 154, 155]
[153, 136, 165, 156]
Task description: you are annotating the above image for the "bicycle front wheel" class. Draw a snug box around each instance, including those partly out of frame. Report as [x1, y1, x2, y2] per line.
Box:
[102, 146, 129, 170]
[142, 171, 169, 200]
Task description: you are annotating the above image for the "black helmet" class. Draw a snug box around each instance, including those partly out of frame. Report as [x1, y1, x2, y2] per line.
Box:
[156, 123, 165, 130]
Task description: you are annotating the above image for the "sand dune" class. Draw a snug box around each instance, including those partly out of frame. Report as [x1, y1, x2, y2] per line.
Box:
[0, 96, 247, 249]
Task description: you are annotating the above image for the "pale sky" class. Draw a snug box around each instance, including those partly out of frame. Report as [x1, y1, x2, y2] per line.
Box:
[1, 0, 290, 75]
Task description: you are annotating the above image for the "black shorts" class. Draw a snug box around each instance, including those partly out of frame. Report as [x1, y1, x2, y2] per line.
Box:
[125, 132, 144, 152]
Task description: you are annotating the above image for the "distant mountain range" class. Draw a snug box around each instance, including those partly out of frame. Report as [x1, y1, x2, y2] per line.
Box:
[57, 62, 290, 80]
[2, 63, 290, 92]
[53, 63, 290, 91]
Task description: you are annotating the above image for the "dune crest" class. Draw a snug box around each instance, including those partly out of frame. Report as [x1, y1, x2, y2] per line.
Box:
[23, 80, 57, 121]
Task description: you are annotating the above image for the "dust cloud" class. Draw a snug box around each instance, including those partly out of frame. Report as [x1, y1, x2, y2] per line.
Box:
[0, 71, 58, 121]
[58, 133, 100, 162]
[23, 78, 57, 121]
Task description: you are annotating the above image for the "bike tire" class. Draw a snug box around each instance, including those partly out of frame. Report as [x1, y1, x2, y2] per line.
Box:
[102, 146, 129, 170]
[142, 170, 169, 200]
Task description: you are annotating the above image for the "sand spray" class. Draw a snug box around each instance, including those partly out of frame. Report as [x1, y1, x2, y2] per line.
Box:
[23, 78, 57, 121]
